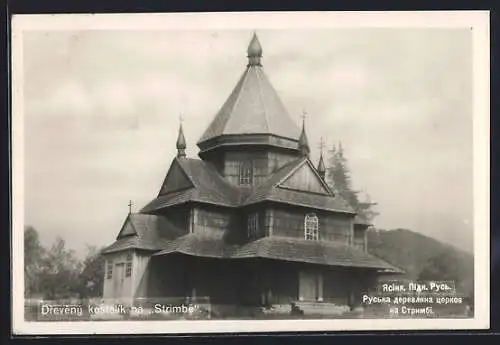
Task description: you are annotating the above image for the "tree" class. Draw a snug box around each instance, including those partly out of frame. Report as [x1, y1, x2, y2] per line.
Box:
[77, 245, 105, 298]
[418, 251, 470, 286]
[326, 142, 379, 223]
[24, 227, 108, 301]
[24, 226, 45, 297]
[418, 250, 474, 304]
[37, 237, 82, 299]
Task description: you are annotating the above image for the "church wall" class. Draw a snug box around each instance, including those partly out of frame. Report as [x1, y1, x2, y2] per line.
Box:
[241, 204, 269, 242]
[220, 149, 300, 187]
[268, 151, 298, 173]
[133, 251, 152, 298]
[146, 255, 187, 299]
[102, 251, 134, 303]
[322, 269, 352, 305]
[193, 205, 233, 235]
[266, 261, 298, 304]
[223, 151, 269, 186]
[191, 258, 241, 305]
[271, 206, 354, 245]
[354, 225, 368, 252]
[156, 206, 190, 238]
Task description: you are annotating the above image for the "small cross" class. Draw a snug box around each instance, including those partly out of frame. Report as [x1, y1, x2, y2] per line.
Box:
[301, 110, 308, 122]
[179, 113, 184, 124]
[128, 200, 133, 214]
[318, 137, 326, 151]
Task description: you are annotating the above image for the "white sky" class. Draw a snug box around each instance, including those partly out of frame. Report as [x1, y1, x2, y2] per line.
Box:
[21, 26, 474, 256]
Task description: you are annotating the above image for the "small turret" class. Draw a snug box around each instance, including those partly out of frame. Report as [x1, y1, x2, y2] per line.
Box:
[298, 115, 310, 157]
[317, 137, 326, 180]
[317, 152, 326, 180]
[176, 121, 187, 159]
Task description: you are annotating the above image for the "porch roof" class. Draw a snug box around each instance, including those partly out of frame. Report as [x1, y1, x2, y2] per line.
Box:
[152, 233, 402, 272]
[233, 237, 402, 272]
[102, 235, 169, 254]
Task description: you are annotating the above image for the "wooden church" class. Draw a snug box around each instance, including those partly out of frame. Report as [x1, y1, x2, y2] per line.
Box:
[102, 33, 401, 317]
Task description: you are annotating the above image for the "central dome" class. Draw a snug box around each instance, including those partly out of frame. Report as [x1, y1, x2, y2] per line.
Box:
[197, 33, 301, 154]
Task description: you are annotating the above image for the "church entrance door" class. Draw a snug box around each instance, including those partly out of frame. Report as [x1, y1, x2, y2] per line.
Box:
[113, 263, 125, 298]
[299, 271, 323, 301]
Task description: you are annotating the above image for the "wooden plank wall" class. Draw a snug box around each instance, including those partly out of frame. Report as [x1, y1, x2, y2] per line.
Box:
[353, 226, 367, 251]
[271, 207, 353, 244]
[193, 206, 232, 235]
[157, 207, 190, 237]
[222, 150, 299, 186]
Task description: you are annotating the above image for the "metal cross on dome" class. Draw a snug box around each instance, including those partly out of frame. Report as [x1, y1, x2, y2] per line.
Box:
[128, 200, 133, 214]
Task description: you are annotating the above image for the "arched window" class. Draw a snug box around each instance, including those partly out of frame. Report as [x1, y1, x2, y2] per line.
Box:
[239, 161, 253, 185]
[304, 213, 319, 241]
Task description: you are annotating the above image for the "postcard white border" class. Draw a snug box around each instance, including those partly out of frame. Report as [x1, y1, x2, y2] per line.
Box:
[11, 11, 490, 334]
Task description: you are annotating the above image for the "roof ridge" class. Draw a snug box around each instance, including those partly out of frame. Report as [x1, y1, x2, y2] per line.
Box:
[116, 213, 138, 240]
[175, 156, 200, 189]
[272, 157, 308, 188]
[254, 67, 270, 133]
[223, 68, 249, 134]
[302, 158, 335, 196]
[198, 68, 250, 143]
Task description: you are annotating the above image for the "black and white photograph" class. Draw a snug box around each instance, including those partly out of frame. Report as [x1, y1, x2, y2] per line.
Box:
[11, 11, 490, 334]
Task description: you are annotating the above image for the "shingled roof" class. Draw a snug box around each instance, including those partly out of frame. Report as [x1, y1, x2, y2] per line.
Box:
[242, 158, 354, 213]
[197, 34, 300, 145]
[153, 232, 236, 259]
[233, 236, 401, 271]
[102, 213, 182, 254]
[141, 158, 241, 213]
[104, 214, 398, 271]
[141, 156, 354, 215]
[150, 233, 400, 272]
[141, 155, 355, 215]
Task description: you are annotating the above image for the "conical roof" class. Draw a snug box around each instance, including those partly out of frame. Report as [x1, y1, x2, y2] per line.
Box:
[317, 153, 326, 173]
[197, 34, 300, 146]
[176, 123, 186, 150]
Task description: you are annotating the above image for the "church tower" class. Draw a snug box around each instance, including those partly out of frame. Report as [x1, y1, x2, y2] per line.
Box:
[197, 33, 303, 187]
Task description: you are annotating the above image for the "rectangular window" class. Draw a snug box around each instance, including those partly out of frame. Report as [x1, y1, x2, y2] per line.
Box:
[125, 262, 132, 277]
[239, 161, 253, 185]
[247, 213, 259, 238]
[125, 251, 133, 277]
[106, 260, 113, 279]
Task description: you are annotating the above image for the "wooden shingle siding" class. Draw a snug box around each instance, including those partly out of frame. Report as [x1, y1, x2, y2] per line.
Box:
[221, 150, 304, 187]
[223, 151, 268, 186]
[193, 206, 232, 235]
[268, 151, 297, 173]
[354, 227, 367, 252]
[272, 207, 353, 245]
[157, 207, 190, 237]
[264, 208, 274, 237]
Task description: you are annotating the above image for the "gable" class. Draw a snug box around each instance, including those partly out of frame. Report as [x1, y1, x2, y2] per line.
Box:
[117, 217, 137, 239]
[278, 161, 330, 195]
[159, 159, 194, 195]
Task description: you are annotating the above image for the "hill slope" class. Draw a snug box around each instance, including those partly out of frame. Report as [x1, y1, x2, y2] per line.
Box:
[367, 228, 474, 296]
